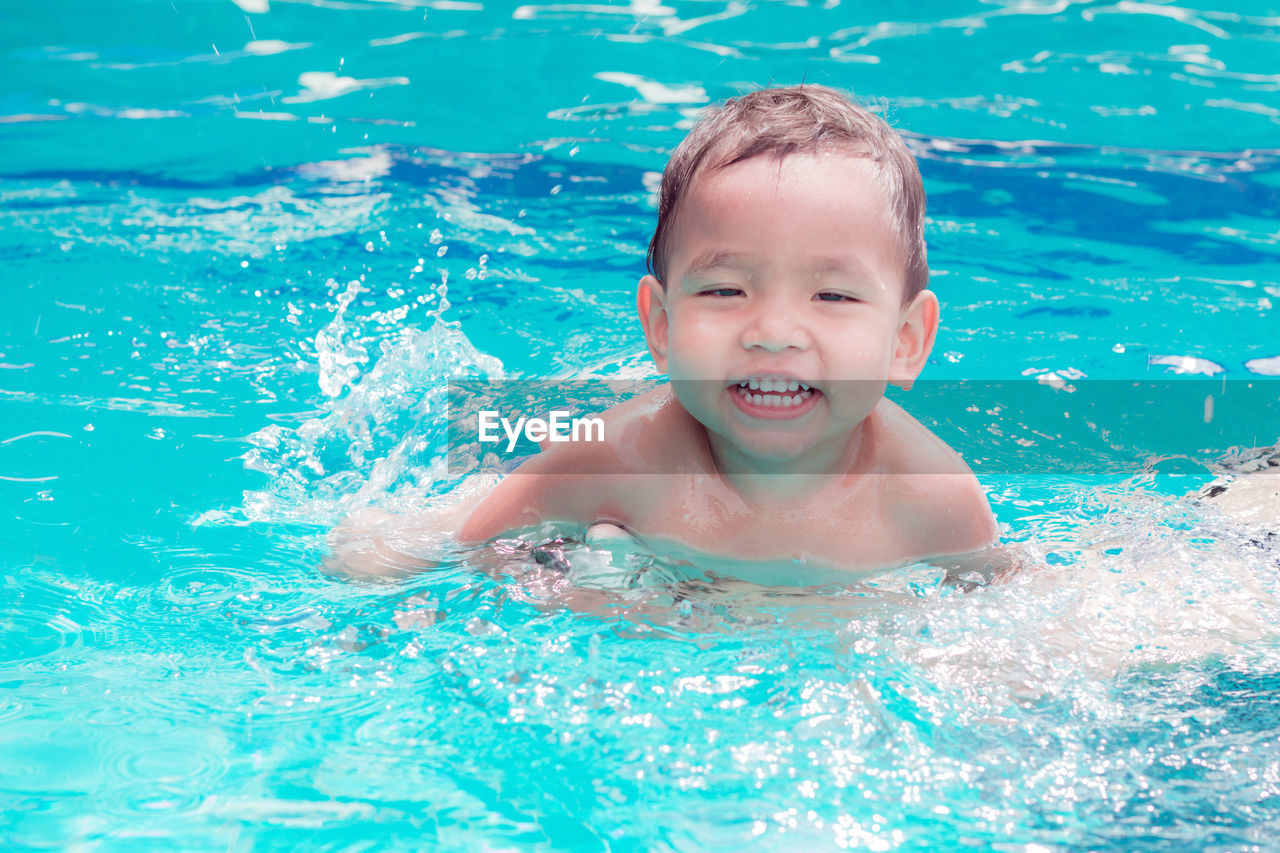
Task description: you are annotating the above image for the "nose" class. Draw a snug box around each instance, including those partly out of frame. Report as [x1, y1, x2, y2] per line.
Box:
[740, 297, 812, 352]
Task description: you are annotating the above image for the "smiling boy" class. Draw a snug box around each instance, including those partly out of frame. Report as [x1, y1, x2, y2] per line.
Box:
[452, 85, 998, 572]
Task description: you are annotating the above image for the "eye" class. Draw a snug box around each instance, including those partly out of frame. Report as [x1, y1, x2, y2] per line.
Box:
[700, 287, 744, 298]
[815, 291, 858, 303]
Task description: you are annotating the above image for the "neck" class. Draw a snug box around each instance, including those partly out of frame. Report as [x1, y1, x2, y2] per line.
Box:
[704, 425, 866, 505]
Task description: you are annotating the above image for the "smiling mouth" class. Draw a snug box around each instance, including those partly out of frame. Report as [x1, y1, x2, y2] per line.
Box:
[731, 377, 820, 410]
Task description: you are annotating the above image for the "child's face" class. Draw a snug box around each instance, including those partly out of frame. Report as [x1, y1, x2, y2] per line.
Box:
[638, 151, 937, 468]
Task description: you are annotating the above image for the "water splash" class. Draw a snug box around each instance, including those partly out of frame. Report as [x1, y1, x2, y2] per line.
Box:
[242, 318, 503, 526]
[314, 278, 369, 399]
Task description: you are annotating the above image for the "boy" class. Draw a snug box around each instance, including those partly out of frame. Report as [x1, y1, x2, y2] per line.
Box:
[339, 85, 998, 576]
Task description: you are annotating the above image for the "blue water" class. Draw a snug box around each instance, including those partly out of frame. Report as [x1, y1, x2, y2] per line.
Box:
[4, 0, 1280, 848]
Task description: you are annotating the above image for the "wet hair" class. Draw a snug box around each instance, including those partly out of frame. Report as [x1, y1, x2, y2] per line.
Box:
[646, 84, 928, 301]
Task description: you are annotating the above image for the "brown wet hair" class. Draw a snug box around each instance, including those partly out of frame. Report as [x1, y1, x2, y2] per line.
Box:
[647, 84, 928, 301]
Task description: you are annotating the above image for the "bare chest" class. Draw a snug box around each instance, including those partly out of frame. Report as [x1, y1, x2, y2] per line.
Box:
[616, 475, 909, 569]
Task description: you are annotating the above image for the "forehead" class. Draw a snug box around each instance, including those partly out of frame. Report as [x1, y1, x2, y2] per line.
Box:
[668, 151, 902, 276]
[688, 149, 886, 209]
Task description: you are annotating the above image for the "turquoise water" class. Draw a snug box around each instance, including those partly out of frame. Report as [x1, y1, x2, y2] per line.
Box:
[4, 0, 1280, 848]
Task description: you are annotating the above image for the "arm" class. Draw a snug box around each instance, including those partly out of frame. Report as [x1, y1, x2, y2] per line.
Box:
[327, 445, 617, 580]
[457, 451, 619, 543]
[326, 390, 666, 580]
[324, 498, 478, 581]
[324, 469, 502, 580]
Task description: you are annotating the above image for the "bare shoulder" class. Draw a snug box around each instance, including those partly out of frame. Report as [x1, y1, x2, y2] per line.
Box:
[871, 399, 1000, 555]
[594, 383, 701, 456]
[458, 384, 695, 542]
[872, 398, 976, 476]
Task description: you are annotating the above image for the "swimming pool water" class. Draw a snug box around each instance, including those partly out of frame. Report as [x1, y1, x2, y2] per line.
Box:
[3, 0, 1280, 848]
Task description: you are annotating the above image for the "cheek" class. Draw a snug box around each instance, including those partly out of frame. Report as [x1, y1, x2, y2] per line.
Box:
[824, 346, 895, 383]
[669, 313, 730, 352]
[662, 333, 709, 378]
[667, 378, 720, 428]
[824, 318, 899, 365]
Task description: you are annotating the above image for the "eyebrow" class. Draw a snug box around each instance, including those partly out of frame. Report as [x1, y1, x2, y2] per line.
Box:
[685, 250, 752, 277]
[811, 256, 874, 278]
[685, 251, 874, 280]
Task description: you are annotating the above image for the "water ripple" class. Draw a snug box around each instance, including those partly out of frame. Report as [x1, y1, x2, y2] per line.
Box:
[0, 578, 113, 664]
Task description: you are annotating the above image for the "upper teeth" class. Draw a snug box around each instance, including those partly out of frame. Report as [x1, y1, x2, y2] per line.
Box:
[740, 378, 809, 392]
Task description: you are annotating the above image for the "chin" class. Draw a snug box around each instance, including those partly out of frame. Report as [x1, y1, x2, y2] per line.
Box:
[716, 429, 827, 466]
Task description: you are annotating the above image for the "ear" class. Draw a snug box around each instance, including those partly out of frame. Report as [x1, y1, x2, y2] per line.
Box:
[636, 274, 670, 372]
[890, 289, 939, 391]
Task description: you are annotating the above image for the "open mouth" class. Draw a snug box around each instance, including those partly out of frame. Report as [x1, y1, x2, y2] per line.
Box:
[730, 377, 821, 415]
